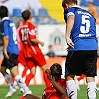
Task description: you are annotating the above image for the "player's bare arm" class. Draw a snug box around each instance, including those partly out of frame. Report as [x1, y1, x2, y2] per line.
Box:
[45, 69, 68, 97]
[0, 40, 3, 45]
[31, 39, 44, 47]
[3, 36, 9, 59]
[66, 15, 74, 48]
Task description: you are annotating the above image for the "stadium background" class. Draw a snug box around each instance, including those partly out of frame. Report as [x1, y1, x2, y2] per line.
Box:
[0, 0, 99, 85]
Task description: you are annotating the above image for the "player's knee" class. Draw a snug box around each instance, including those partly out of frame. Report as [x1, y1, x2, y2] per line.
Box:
[65, 74, 75, 80]
[0, 67, 7, 75]
[30, 67, 36, 75]
[42, 65, 47, 71]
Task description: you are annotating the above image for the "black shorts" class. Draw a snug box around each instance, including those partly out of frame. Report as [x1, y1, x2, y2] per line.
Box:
[65, 51, 97, 77]
[1, 52, 18, 69]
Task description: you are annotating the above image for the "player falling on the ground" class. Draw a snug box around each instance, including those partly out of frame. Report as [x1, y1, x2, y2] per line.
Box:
[19, 63, 69, 99]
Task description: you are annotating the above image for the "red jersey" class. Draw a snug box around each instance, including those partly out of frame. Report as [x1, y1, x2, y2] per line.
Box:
[18, 21, 42, 58]
[42, 79, 66, 99]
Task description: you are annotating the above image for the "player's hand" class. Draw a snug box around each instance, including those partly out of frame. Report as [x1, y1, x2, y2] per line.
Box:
[40, 41, 44, 47]
[28, 3, 32, 12]
[45, 69, 52, 80]
[66, 37, 74, 48]
[3, 50, 9, 59]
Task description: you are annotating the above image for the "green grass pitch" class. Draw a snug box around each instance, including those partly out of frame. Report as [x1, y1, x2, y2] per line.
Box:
[0, 85, 99, 99]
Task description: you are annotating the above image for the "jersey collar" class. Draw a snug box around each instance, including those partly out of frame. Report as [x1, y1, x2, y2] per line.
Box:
[72, 5, 81, 8]
[1, 17, 10, 21]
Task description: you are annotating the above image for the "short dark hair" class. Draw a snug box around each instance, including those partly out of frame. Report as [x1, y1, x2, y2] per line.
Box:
[62, 0, 77, 8]
[88, 1, 93, 4]
[49, 45, 52, 48]
[0, 6, 8, 19]
[22, 10, 31, 21]
[50, 63, 62, 77]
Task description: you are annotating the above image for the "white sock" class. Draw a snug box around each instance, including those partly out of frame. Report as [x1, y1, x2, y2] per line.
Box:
[14, 75, 29, 92]
[66, 80, 77, 99]
[87, 82, 97, 99]
[4, 74, 16, 89]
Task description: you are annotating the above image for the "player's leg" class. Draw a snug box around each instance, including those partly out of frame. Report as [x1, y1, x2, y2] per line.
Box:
[8, 53, 32, 96]
[86, 77, 97, 99]
[74, 76, 80, 91]
[21, 66, 28, 78]
[84, 51, 97, 99]
[18, 51, 35, 86]
[65, 74, 77, 99]
[77, 74, 85, 81]
[0, 66, 16, 89]
[0, 58, 17, 98]
[41, 64, 51, 87]
[65, 51, 84, 99]
[75, 74, 85, 91]
[17, 52, 28, 78]
[10, 66, 32, 95]
[24, 58, 35, 86]
[35, 53, 51, 87]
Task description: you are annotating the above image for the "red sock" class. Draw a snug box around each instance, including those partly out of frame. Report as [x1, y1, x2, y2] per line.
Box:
[63, 98, 69, 99]
[22, 66, 28, 78]
[43, 71, 51, 88]
[77, 74, 85, 81]
[18, 96, 26, 99]
[25, 72, 34, 86]
[12, 77, 15, 83]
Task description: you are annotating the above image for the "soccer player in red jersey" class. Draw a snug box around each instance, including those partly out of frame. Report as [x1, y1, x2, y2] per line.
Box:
[18, 63, 69, 99]
[17, 10, 50, 88]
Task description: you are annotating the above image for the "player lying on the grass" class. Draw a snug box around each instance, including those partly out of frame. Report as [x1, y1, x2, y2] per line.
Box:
[19, 63, 69, 99]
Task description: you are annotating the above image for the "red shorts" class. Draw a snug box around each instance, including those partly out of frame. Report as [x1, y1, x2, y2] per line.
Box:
[17, 51, 26, 66]
[26, 53, 46, 69]
[18, 51, 46, 69]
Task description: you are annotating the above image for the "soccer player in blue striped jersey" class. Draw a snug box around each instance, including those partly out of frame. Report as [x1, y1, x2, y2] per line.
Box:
[0, 6, 32, 97]
[62, 0, 98, 99]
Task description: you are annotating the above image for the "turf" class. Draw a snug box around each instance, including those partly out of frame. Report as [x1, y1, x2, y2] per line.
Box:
[0, 85, 99, 99]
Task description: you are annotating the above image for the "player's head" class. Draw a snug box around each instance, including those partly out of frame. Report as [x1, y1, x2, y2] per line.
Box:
[50, 63, 62, 81]
[22, 10, 32, 21]
[0, 5, 8, 19]
[62, 0, 77, 9]
[88, 1, 94, 8]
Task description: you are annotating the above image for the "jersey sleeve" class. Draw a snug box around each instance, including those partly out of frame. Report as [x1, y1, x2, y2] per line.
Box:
[67, 8, 75, 18]
[3, 21, 9, 36]
[64, 8, 75, 21]
[28, 25, 37, 40]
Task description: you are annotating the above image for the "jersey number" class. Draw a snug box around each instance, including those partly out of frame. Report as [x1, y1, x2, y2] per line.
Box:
[80, 15, 90, 33]
[12, 25, 17, 44]
[21, 28, 29, 41]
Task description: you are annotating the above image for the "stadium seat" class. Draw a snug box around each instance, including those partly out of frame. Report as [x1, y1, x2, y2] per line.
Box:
[80, 0, 89, 6]
[48, 18, 58, 24]
[31, 9, 36, 17]
[12, 8, 22, 17]
[38, 8, 49, 17]
[93, 0, 99, 6]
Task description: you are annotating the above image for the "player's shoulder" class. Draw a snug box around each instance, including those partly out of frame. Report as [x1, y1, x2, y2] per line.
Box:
[67, 7, 79, 12]
[28, 22, 36, 28]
